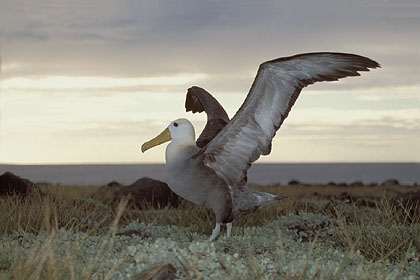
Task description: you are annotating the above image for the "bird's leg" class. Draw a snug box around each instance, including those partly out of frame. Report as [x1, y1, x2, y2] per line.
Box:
[208, 223, 221, 242]
[226, 222, 232, 237]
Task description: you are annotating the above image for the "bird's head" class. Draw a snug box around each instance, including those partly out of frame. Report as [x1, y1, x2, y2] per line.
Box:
[141, 118, 196, 153]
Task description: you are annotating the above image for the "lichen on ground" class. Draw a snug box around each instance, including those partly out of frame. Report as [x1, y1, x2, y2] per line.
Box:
[1, 211, 419, 280]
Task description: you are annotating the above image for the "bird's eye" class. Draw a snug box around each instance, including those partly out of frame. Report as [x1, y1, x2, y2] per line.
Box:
[173, 122, 178, 127]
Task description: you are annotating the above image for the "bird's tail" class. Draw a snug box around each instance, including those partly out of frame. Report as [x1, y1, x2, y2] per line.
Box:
[275, 195, 288, 201]
[254, 191, 288, 207]
[231, 186, 288, 216]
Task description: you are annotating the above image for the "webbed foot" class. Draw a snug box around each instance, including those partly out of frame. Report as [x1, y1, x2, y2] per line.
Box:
[226, 222, 232, 237]
[208, 223, 221, 242]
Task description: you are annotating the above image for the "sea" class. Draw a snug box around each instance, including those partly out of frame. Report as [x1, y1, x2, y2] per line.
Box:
[0, 163, 419, 186]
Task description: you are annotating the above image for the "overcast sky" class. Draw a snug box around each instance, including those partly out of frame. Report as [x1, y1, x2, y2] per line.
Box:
[1, 0, 419, 164]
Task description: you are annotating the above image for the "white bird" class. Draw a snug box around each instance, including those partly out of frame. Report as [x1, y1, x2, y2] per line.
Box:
[141, 52, 380, 241]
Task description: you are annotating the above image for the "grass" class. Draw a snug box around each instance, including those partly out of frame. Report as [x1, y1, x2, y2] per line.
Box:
[0, 183, 419, 279]
[0, 188, 115, 235]
[333, 197, 420, 261]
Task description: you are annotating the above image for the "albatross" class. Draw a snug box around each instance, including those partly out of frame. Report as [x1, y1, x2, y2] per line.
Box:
[141, 52, 380, 241]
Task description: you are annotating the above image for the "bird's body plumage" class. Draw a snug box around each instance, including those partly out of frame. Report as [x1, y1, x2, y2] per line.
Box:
[163, 119, 283, 226]
[141, 52, 380, 241]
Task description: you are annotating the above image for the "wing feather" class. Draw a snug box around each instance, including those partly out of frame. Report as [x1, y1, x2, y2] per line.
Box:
[185, 86, 230, 147]
[199, 52, 380, 186]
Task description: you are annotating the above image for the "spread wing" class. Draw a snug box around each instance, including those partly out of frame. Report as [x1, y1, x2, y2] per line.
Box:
[199, 52, 380, 186]
[185, 86, 230, 148]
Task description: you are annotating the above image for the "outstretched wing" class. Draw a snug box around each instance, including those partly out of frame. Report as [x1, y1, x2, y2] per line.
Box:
[199, 52, 380, 186]
[185, 86, 230, 148]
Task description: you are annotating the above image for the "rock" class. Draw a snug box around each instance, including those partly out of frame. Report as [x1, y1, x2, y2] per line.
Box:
[349, 181, 364, 187]
[94, 177, 179, 209]
[0, 172, 40, 197]
[121, 177, 179, 209]
[326, 182, 348, 187]
[105, 181, 123, 188]
[381, 179, 400, 186]
[288, 180, 301, 186]
[134, 264, 177, 280]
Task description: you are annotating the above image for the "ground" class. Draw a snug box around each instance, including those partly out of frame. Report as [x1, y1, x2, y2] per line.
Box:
[0, 183, 419, 279]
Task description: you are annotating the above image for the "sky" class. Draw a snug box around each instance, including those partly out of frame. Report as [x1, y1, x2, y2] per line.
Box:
[0, 0, 419, 164]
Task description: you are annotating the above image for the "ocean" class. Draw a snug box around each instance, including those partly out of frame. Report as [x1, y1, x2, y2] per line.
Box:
[1, 163, 419, 186]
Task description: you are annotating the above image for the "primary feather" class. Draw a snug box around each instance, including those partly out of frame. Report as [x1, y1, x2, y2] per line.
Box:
[200, 52, 380, 187]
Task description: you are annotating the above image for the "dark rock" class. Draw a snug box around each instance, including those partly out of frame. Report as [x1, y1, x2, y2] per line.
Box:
[381, 179, 400, 186]
[288, 180, 301, 186]
[95, 177, 179, 209]
[349, 181, 364, 187]
[0, 172, 40, 197]
[326, 182, 348, 187]
[105, 181, 123, 188]
[134, 264, 177, 280]
[121, 177, 179, 209]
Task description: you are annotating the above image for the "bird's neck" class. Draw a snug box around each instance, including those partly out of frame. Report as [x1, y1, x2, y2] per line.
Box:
[165, 139, 195, 165]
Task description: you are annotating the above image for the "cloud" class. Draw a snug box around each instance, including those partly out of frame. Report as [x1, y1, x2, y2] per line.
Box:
[3, 111, 418, 164]
[2, 84, 418, 164]
[1, 0, 420, 163]
[1, 74, 206, 90]
[268, 114, 420, 162]
[1, 0, 419, 86]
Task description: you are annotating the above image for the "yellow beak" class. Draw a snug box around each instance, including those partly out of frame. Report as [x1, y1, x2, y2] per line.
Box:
[141, 127, 171, 153]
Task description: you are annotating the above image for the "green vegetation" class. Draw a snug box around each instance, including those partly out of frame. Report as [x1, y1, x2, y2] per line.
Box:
[0, 183, 419, 279]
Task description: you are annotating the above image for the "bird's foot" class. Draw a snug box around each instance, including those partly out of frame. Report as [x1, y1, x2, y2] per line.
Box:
[226, 222, 232, 237]
[208, 223, 221, 242]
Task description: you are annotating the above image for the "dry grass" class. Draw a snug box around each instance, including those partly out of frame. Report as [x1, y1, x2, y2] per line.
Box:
[1, 198, 129, 280]
[252, 183, 420, 199]
[333, 197, 420, 261]
[0, 188, 115, 235]
[1, 183, 419, 265]
[38, 184, 101, 198]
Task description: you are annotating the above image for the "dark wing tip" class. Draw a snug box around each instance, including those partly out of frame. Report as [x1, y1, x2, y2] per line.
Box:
[261, 52, 380, 88]
[339, 53, 381, 71]
[262, 52, 380, 70]
[185, 86, 205, 113]
[185, 86, 230, 120]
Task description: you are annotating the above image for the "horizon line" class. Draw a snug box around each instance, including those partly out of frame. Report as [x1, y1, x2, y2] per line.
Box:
[1, 161, 418, 166]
